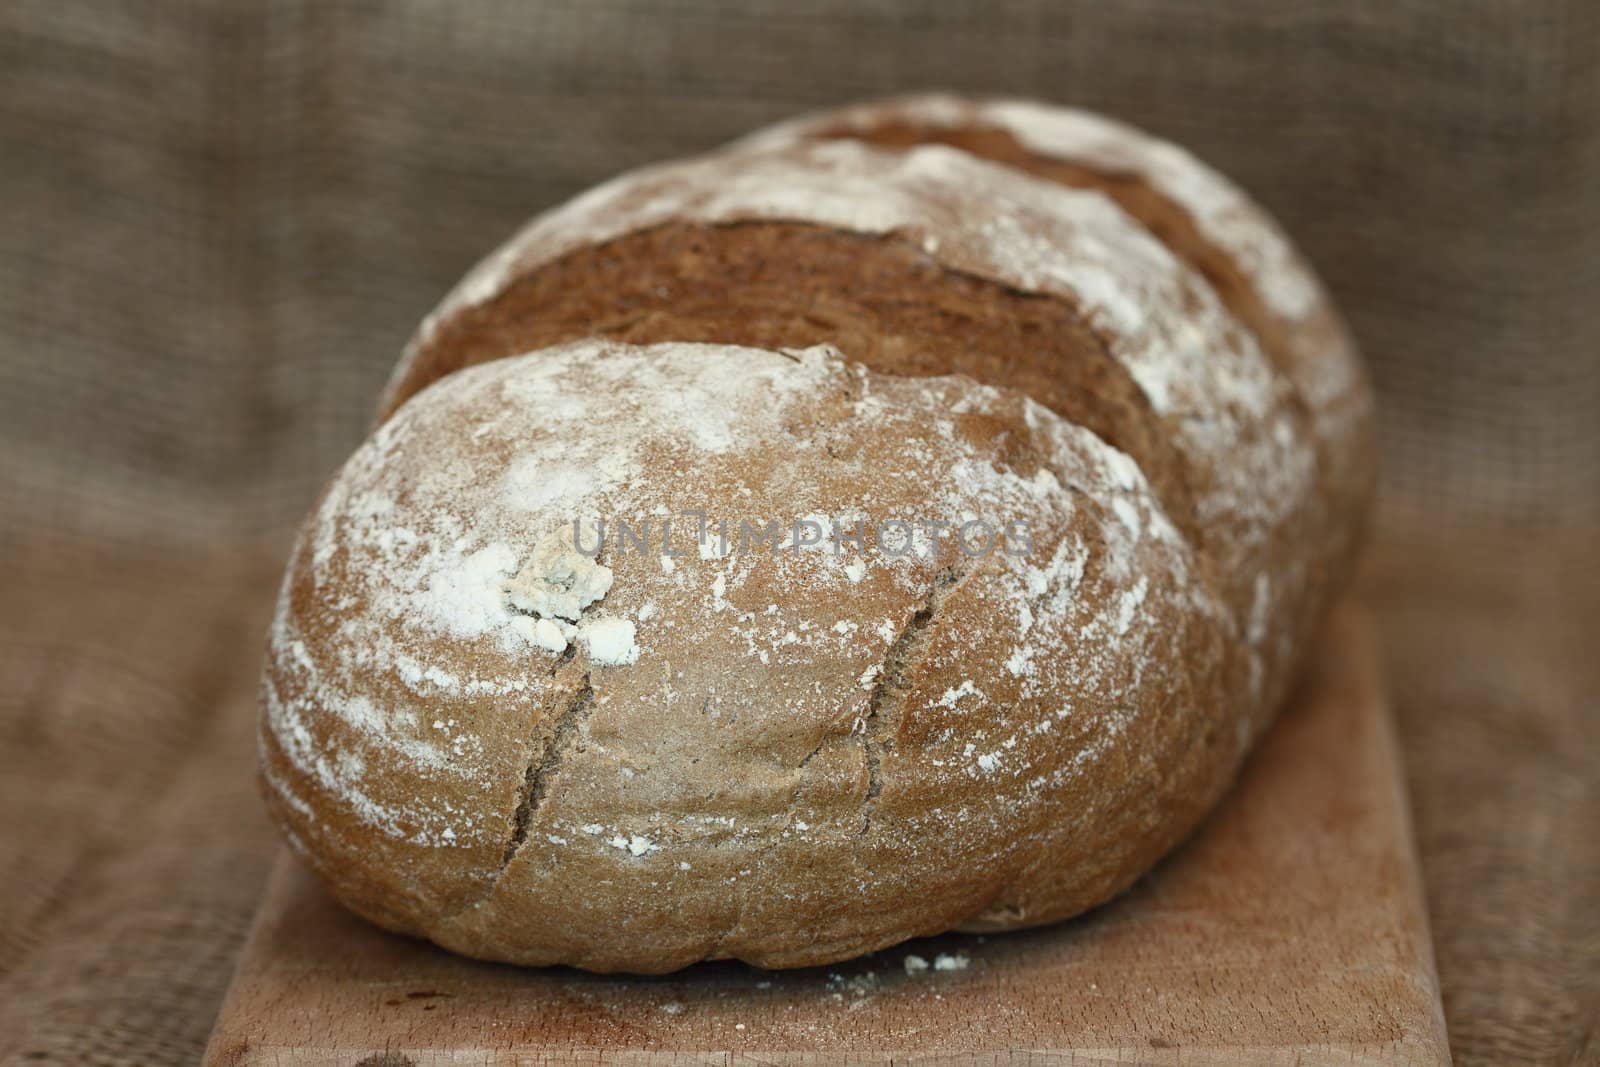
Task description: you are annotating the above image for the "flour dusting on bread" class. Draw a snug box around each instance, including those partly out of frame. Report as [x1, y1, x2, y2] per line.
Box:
[263, 338, 1230, 969]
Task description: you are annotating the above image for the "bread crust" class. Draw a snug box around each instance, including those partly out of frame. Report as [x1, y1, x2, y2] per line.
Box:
[264, 340, 1230, 971]
[261, 98, 1374, 971]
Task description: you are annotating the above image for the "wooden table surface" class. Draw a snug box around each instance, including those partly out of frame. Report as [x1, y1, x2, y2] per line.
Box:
[203, 605, 1450, 1066]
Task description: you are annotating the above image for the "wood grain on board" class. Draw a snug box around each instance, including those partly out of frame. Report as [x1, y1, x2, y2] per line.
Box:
[204, 604, 1450, 1066]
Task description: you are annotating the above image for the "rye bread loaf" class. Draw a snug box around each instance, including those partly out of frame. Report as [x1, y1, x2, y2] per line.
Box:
[260, 97, 1374, 972]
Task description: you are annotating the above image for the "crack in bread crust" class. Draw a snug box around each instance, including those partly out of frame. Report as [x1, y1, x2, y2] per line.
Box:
[499, 677, 592, 869]
[857, 565, 968, 836]
[443, 672, 593, 923]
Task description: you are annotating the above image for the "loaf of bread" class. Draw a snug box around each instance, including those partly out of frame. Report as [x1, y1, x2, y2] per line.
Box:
[259, 96, 1374, 973]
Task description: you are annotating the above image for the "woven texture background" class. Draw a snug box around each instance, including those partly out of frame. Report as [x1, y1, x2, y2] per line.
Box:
[2, 2, 1596, 1063]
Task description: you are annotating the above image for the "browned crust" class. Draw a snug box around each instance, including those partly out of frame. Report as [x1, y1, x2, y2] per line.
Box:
[785, 115, 1378, 709]
[806, 119, 1315, 408]
[390, 221, 1208, 548]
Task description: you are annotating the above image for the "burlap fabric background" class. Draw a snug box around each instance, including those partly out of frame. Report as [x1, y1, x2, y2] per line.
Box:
[2, 3, 1596, 1064]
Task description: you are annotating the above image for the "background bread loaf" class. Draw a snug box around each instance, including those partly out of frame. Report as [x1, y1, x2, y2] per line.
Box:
[261, 98, 1374, 971]
[737, 95, 1376, 712]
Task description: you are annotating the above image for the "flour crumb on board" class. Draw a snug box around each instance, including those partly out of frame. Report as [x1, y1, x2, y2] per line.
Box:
[902, 949, 970, 976]
[826, 970, 882, 1007]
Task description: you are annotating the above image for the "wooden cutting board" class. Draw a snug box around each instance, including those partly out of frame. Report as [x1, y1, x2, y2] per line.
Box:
[203, 604, 1450, 1065]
